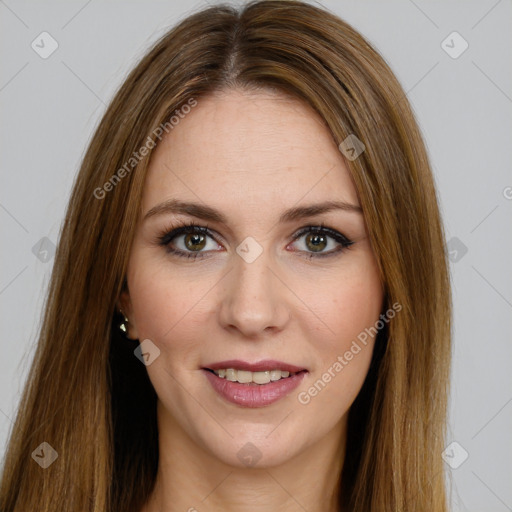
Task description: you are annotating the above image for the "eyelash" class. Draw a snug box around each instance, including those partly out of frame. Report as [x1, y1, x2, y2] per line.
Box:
[155, 221, 354, 260]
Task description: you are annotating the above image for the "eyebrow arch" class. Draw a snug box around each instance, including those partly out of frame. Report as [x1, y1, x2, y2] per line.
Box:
[143, 199, 363, 224]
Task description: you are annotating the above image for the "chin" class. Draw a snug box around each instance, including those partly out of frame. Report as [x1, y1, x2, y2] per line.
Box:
[200, 426, 306, 469]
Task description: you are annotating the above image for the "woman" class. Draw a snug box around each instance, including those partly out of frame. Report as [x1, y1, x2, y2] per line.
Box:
[0, 1, 451, 510]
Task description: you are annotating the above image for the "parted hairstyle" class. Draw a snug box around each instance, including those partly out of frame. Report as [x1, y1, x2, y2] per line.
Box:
[0, 1, 451, 510]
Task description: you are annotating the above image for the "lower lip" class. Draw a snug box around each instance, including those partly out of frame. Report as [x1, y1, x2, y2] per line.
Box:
[202, 369, 307, 408]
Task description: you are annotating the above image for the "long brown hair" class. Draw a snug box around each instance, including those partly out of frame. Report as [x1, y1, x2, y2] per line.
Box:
[0, 1, 451, 510]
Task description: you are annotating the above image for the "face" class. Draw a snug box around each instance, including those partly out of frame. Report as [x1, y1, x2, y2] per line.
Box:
[119, 88, 384, 468]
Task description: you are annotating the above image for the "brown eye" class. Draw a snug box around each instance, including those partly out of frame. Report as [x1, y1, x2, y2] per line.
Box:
[304, 233, 328, 252]
[290, 225, 354, 258]
[158, 223, 353, 261]
[184, 233, 207, 251]
[158, 224, 222, 259]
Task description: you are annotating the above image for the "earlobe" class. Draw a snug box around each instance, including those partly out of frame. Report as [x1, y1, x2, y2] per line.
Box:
[117, 289, 132, 318]
[116, 291, 139, 340]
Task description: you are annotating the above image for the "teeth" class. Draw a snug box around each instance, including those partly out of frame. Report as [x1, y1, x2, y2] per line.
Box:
[225, 368, 237, 382]
[237, 370, 253, 383]
[270, 370, 288, 380]
[212, 368, 296, 384]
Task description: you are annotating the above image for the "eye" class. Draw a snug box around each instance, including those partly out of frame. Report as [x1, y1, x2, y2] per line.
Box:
[157, 222, 221, 260]
[156, 222, 354, 260]
[288, 224, 354, 259]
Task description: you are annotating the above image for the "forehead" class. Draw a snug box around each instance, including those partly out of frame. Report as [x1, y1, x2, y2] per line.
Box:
[142, 88, 359, 216]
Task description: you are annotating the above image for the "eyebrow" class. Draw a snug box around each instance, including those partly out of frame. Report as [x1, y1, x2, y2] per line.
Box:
[143, 199, 363, 224]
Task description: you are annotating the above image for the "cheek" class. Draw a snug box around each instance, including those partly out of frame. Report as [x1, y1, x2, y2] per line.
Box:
[299, 259, 383, 398]
[126, 252, 217, 360]
[331, 279, 382, 346]
[305, 257, 382, 344]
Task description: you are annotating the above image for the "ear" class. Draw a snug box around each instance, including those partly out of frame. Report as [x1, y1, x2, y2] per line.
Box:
[116, 284, 139, 340]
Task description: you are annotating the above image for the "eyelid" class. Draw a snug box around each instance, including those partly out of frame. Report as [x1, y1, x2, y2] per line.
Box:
[290, 224, 353, 246]
[156, 222, 218, 246]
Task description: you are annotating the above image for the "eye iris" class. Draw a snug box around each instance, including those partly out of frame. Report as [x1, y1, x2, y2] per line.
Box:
[185, 233, 206, 251]
[306, 233, 327, 252]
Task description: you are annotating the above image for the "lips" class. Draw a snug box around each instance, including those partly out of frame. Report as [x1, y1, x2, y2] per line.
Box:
[202, 368, 307, 408]
[202, 359, 307, 373]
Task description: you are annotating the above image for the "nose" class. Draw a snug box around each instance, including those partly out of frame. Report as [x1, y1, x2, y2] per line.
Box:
[218, 243, 290, 338]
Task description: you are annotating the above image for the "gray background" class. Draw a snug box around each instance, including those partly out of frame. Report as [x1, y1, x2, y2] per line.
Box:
[1, 0, 511, 510]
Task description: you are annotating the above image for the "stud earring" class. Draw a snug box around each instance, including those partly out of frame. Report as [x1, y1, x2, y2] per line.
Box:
[118, 309, 129, 336]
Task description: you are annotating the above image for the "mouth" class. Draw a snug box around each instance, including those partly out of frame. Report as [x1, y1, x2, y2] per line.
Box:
[201, 359, 308, 408]
[202, 359, 308, 384]
[203, 367, 306, 384]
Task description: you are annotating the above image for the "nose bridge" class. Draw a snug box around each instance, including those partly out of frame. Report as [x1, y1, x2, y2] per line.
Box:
[218, 237, 288, 336]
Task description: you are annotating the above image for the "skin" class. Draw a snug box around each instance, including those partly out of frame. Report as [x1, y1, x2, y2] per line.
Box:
[119, 88, 384, 512]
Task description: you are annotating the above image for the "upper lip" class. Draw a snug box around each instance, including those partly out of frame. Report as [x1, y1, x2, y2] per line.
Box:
[203, 359, 307, 373]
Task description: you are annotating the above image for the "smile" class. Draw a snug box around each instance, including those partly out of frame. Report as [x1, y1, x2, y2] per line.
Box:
[202, 368, 308, 408]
